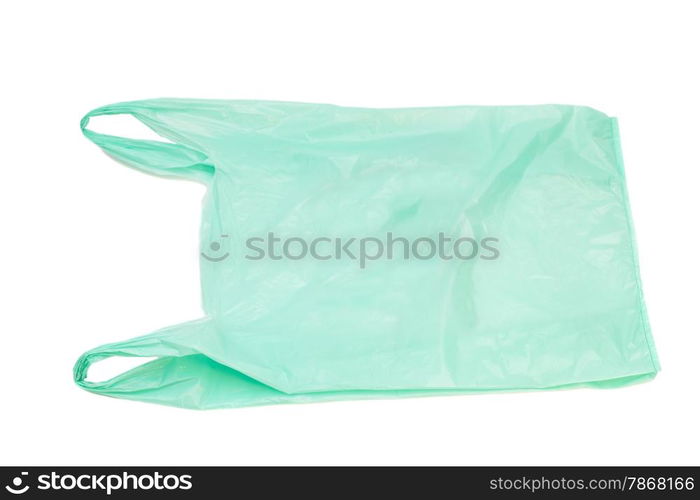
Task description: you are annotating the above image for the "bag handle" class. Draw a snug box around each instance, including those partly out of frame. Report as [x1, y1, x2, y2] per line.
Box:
[73, 319, 212, 396]
[73, 318, 295, 409]
[80, 102, 215, 182]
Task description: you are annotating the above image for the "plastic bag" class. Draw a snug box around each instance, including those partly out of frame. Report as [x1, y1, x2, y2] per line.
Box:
[74, 99, 659, 409]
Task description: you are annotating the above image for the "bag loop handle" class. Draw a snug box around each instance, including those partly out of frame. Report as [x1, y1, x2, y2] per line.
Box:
[80, 103, 214, 182]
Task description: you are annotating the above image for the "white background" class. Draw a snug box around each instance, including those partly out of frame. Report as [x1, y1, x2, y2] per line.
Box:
[1, 0, 698, 466]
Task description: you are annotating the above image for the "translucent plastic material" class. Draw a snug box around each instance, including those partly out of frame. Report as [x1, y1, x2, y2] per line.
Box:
[75, 99, 659, 409]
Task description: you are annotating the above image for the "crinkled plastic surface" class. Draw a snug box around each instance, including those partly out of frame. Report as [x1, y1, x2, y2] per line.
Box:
[75, 99, 659, 409]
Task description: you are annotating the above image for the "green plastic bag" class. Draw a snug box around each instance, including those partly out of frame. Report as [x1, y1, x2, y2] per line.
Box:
[74, 99, 659, 409]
